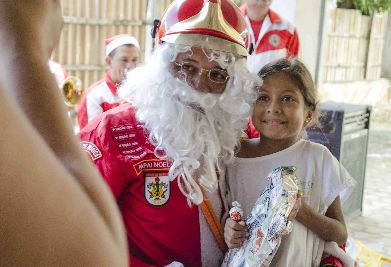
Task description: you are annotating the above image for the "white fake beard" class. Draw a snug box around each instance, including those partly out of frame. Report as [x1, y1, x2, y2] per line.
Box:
[119, 44, 260, 205]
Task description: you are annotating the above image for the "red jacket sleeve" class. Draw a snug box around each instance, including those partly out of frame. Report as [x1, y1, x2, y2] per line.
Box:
[79, 114, 130, 200]
[287, 29, 300, 58]
[245, 119, 260, 139]
[77, 93, 88, 130]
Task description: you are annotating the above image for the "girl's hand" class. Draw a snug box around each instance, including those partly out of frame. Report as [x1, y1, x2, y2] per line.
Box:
[224, 218, 247, 249]
[288, 191, 303, 221]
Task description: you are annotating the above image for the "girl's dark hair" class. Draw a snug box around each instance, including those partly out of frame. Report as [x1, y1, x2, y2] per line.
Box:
[258, 58, 320, 126]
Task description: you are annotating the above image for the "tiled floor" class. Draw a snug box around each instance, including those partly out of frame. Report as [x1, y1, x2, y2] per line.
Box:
[347, 121, 391, 259]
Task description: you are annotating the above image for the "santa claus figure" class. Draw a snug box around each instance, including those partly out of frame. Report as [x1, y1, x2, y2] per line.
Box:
[79, 0, 261, 266]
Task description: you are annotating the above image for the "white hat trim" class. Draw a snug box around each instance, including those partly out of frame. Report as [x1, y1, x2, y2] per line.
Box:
[106, 36, 140, 56]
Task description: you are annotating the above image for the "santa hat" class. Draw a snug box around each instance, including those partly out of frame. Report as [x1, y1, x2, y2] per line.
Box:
[105, 34, 140, 57]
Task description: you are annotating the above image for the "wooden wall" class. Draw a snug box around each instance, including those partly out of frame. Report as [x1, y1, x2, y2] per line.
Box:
[366, 12, 389, 80]
[51, 0, 174, 89]
[322, 8, 388, 82]
[323, 8, 371, 82]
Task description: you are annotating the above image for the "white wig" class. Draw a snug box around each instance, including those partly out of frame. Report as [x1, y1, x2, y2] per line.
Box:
[119, 43, 261, 205]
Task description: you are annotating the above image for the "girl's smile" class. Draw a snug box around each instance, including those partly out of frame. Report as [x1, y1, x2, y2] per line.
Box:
[252, 72, 312, 151]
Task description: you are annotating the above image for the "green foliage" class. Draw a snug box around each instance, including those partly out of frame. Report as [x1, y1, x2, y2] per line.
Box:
[338, 0, 391, 16]
[337, 0, 354, 9]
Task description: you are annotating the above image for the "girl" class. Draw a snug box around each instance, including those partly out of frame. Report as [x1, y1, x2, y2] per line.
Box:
[224, 58, 356, 266]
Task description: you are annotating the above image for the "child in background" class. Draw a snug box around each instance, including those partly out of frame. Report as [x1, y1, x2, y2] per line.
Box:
[224, 58, 356, 266]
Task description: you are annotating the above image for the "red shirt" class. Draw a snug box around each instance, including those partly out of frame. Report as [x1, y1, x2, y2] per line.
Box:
[249, 18, 264, 43]
[80, 103, 203, 266]
[246, 119, 260, 139]
[77, 73, 122, 130]
[241, 5, 300, 73]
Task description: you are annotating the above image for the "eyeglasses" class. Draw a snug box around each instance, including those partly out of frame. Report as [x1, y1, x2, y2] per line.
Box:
[174, 62, 230, 84]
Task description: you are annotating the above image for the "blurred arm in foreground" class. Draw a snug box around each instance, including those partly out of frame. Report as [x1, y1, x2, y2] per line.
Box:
[0, 1, 128, 265]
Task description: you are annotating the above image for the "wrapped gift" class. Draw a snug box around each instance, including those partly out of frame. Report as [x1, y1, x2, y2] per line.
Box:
[222, 166, 299, 267]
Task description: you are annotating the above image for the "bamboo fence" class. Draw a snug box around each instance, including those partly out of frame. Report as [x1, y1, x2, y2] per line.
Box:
[366, 12, 389, 80]
[322, 8, 388, 82]
[51, 0, 174, 89]
[323, 8, 371, 82]
[52, 2, 388, 87]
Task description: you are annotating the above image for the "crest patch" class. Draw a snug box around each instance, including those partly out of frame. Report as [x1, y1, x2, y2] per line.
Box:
[145, 173, 170, 206]
[81, 141, 102, 161]
[268, 33, 281, 47]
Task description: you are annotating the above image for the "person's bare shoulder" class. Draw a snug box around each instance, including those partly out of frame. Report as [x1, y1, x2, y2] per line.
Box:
[0, 0, 63, 58]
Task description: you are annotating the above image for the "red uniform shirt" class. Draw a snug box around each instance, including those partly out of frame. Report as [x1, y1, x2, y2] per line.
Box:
[245, 119, 260, 139]
[241, 5, 300, 74]
[80, 103, 223, 266]
[77, 73, 122, 130]
[248, 18, 264, 43]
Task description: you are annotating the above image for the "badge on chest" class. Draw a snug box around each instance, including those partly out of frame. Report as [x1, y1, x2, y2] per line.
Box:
[268, 33, 281, 47]
[145, 173, 170, 206]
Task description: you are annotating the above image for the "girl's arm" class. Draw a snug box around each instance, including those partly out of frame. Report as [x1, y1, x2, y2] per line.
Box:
[224, 218, 248, 248]
[296, 196, 348, 245]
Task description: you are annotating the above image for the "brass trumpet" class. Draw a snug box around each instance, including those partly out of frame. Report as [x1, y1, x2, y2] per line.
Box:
[61, 76, 83, 107]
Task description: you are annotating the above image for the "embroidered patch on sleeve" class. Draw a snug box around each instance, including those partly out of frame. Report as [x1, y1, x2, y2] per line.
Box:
[81, 141, 102, 161]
